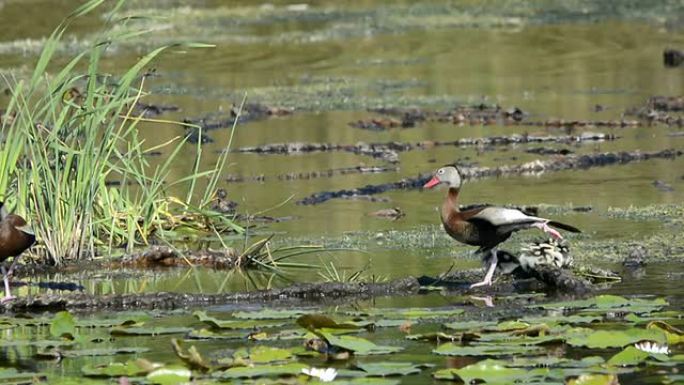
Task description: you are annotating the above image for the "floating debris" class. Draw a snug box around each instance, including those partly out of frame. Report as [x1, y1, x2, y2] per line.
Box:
[298, 149, 683, 205]
[182, 103, 294, 131]
[664, 48, 684, 68]
[119, 246, 239, 269]
[368, 207, 405, 220]
[235, 133, 616, 163]
[525, 147, 574, 155]
[652, 180, 674, 192]
[134, 102, 179, 118]
[226, 166, 398, 183]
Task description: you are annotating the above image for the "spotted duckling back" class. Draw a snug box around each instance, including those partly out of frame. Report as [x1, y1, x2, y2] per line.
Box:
[518, 238, 572, 271]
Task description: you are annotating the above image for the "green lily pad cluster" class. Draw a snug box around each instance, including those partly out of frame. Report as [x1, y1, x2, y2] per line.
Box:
[0, 295, 681, 384]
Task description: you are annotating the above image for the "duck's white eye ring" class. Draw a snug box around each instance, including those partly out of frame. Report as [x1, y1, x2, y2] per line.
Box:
[438, 169, 445, 174]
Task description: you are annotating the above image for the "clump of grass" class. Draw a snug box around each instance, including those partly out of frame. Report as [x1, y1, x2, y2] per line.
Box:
[0, 0, 242, 264]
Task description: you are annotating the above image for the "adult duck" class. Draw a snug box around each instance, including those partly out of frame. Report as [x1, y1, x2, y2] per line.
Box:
[0, 202, 35, 302]
[423, 165, 580, 288]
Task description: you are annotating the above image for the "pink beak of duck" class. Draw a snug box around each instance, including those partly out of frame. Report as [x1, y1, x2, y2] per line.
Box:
[423, 176, 440, 189]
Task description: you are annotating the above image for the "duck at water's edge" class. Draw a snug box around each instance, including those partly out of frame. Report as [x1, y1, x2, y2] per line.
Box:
[0, 202, 36, 302]
[423, 165, 580, 288]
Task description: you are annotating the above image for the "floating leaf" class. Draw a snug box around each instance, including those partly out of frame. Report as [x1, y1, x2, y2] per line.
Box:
[77, 314, 151, 328]
[647, 321, 684, 345]
[234, 309, 311, 319]
[147, 365, 192, 385]
[212, 363, 307, 379]
[50, 311, 76, 340]
[234, 346, 293, 364]
[433, 342, 541, 356]
[354, 362, 433, 377]
[82, 359, 160, 377]
[110, 326, 192, 336]
[521, 315, 602, 325]
[387, 308, 464, 320]
[194, 311, 285, 330]
[486, 320, 530, 332]
[537, 295, 667, 314]
[248, 329, 308, 341]
[318, 331, 402, 355]
[171, 339, 214, 371]
[36, 346, 149, 358]
[406, 332, 477, 343]
[444, 320, 497, 331]
[566, 374, 619, 385]
[607, 346, 651, 366]
[0, 368, 46, 384]
[566, 328, 666, 348]
[296, 314, 365, 331]
[186, 328, 245, 340]
[433, 359, 528, 383]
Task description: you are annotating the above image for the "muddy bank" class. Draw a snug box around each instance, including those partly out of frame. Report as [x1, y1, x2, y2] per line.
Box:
[235, 133, 616, 164]
[298, 148, 683, 205]
[626, 95, 684, 126]
[1, 277, 421, 312]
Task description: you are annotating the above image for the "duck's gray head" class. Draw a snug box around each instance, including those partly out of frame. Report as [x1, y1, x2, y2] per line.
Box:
[423, 165, 462, 189]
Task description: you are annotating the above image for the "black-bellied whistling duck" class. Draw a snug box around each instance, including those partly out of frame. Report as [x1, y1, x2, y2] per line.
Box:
[423, 165, 580, 288]
[0, 202, 35, 302]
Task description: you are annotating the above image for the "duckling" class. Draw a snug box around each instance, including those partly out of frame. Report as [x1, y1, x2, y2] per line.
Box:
[0, 202, 36, 302]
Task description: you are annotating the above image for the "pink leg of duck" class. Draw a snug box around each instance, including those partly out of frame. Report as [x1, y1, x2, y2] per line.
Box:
[470, 249, 498, 288]
[1, 265, 14, 303]
[532, 221, 562, 239]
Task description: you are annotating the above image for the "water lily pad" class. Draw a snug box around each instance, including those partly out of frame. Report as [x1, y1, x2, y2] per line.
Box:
[521, 315, 602, 325]
[386, 308, 464, 320]
[406, 332, 477, 343]
[354, 362, 433, 377]
[111, 326, 192, 336]
[248, 329, 308, 341]
[296, 314, 365, 331]
[77, 314, 151, 328]
[212, 363, 308, 379]
[195, 311, 285, 329]
[36, 346, 150, 358]
[607, 346, 654, 366]
[186, 328, 245, 340]
[537, 295, 667, 314]
[0, 368, 46, 384]
[233, 308, 311, 319]
[50, 311, 76, 340]
[147, 365, 192, 385]
[433, 342, 541, 356]
[566, 374, 619, 385]
[318, 331, 402, 355]
[171, 339, 215, 371]
[647, 321, 684, 345]
[233, 346, 294, 364]
[443, 320, 497, 331]
[433, 359, 528, 383]
[82, 359, 160, 377]
[486, 320, 530, 332]
[566, 328, 666, 348]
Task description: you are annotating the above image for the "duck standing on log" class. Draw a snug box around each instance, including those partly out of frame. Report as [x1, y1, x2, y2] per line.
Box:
[423, 166, 580, 288]
[0, 202, 36, 302]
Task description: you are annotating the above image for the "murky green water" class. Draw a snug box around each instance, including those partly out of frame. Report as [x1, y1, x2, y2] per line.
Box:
[1, 0, 684, 383]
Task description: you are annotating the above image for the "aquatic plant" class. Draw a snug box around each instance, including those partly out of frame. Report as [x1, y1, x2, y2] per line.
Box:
[0, 0, 242, 264]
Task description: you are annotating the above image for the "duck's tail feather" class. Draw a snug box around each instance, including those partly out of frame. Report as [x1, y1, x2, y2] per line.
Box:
[547, 221, 581, 233]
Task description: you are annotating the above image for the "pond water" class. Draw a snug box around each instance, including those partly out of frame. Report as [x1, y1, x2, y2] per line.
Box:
[0, 0, 684, 383]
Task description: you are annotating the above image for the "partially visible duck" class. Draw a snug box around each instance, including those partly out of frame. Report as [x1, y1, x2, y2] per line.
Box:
[495, 239, 572, 276]
[423, 165, 580, 288]
[0, 202, 36, 302]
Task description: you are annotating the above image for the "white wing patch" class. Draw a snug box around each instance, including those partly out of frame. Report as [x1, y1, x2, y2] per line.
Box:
[472, 207, 545, 226]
